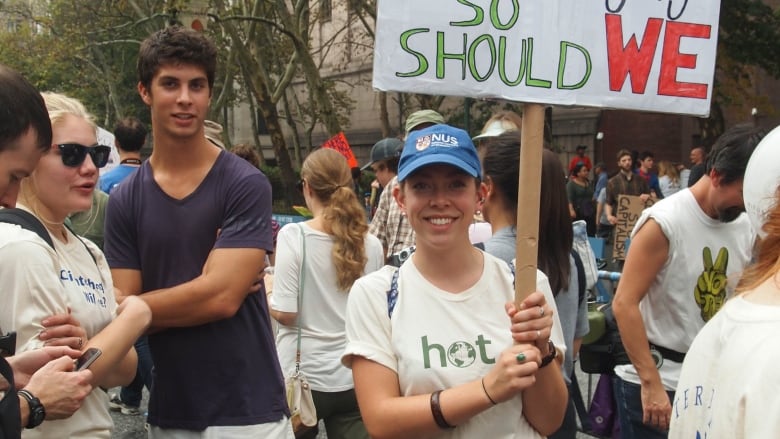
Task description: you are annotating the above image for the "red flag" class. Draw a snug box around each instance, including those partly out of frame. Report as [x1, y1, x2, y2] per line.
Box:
[322, 132, 358, 169]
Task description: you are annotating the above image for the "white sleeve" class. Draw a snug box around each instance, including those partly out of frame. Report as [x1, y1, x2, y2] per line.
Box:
[269, 224, 302, 313]
[536, 271, 567, 360]
[0, 238, 68, 352]
[342, 268, 398, 371]
[364, 234, 385, 274]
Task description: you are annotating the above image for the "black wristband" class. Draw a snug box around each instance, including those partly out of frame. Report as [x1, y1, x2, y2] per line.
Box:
[430, 390, 455, 429]
[540, 339, 558, 368]
[18, 389, 45, 429]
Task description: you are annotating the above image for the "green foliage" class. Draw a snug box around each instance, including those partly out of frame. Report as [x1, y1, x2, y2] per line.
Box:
[719, 0, 780, 78]
[0, 0, 167, 128]
[260, 165, 303, 214]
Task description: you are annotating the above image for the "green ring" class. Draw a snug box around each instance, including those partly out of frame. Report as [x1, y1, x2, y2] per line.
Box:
[516, 352, 526, 363]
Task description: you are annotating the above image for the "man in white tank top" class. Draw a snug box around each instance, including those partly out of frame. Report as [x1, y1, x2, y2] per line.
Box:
[611, 125, 764, 439]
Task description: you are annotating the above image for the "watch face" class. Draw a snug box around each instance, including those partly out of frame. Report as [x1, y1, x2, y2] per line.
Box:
[19, 390, 46, 429]
[30, 404, 45, 428]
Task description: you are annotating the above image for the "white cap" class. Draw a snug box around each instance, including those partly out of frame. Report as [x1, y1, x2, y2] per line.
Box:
[744, 125, 780, 238]
[472, 119, 519, 141]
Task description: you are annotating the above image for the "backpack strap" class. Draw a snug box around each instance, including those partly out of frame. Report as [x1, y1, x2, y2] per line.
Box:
[386, 268, 400, 318]
[571, 249, 586, 305]
[0, 208, 54, 249]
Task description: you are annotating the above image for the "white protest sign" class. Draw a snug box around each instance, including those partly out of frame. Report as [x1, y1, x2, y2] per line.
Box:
[373, 0, 720, 117]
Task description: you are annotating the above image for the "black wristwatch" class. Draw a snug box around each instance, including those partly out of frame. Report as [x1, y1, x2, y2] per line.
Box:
[18, 389, 45, 429]
[539, 340, 558, 368]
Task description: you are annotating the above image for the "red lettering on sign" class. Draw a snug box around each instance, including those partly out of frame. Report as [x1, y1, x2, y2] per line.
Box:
[658, 21, 710, 99]
[605, 13, 663, 94]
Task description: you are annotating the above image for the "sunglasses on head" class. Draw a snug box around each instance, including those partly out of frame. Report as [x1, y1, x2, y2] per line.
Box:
[57, 143, 111, 168]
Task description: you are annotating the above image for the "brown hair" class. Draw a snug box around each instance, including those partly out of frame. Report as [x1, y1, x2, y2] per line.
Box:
[231, 143, 261, 169]
[137, 26, 217, 92]
[301, 148, 369, 291]
[0, 64, 51, 152]
[480, 131, 571, 294]
[616, 149, 631, 161]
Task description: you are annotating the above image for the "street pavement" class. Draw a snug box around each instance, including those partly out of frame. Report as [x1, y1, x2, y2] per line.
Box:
[109, 374, 604, 438]
[109, 387, 147, 439]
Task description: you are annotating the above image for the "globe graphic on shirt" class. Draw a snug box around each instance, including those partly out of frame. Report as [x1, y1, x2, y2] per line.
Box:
[447, 341, 476, 368]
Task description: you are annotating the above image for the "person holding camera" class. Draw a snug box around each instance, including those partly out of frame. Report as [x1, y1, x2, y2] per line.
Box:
[271, 148, 383, 438]
[343, 124, 568, 438]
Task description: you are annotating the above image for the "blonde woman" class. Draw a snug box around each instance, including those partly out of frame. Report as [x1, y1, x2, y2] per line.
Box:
[0, 92, 150, 438]
[271, 148, 384, 439]
[657, 160, 681, 198]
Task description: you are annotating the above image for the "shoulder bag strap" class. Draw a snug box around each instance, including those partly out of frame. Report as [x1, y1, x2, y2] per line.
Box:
[63, 222, 97, 265]
[294, 224, 306, 374]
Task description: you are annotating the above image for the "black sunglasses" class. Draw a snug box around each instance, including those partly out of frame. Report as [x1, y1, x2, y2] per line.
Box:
[296, 179, 305, 192]
[57, 143, 111, 168]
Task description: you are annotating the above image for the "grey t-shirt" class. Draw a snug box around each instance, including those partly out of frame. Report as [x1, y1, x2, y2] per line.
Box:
[483, 226, 516, 264]
[597, 188, 610, 226]
[556, 254, 590, 383]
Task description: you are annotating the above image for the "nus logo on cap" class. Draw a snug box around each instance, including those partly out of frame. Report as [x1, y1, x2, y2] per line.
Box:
[416, 133, 459, 151]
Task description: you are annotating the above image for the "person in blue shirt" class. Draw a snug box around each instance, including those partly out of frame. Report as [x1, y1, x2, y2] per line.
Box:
[592, 162, 608, 202]
[98, 117, 146, 194]
[635, 151, 663, 199]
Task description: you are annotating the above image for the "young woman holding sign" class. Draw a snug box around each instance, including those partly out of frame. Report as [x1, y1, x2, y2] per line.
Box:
[342, 124, 568, 439]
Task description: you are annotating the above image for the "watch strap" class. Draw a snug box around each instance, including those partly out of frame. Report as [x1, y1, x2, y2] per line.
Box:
[17, 389, 45, 429]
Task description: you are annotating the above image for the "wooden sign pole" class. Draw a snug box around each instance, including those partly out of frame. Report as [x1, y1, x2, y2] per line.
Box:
[514, 103, 545, 306]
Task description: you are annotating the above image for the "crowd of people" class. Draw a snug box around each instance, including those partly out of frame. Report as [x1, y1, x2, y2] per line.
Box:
[0, 23, 779, 439]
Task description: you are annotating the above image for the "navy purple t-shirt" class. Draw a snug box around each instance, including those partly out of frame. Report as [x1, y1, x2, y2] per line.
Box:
[104, 150, 287, 430]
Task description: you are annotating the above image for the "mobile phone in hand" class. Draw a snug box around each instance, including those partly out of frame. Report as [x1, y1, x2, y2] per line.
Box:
[75, 347, 102, 371]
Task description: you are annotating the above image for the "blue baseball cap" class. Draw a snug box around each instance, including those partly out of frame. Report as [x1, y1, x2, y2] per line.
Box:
[397, 124, 482, 182]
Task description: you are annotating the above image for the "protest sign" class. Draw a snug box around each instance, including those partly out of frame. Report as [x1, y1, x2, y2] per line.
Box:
[322, 132, 359, 168]
[374, 0, 720, 116]
[613, 195, 656, 260]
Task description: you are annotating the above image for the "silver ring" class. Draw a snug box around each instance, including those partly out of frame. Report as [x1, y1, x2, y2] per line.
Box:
[536, 329, 541, 339]
[77, 337, 83, 349]
[539, 306, 545, 317]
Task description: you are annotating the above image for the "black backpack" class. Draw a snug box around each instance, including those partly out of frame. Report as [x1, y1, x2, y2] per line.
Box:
[578, 302, 630, 374]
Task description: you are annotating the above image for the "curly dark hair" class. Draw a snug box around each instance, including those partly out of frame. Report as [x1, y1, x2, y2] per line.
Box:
[137, 26, 217, 92]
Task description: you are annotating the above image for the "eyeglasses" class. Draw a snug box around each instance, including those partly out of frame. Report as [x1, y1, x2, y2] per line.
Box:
[295, 179, 305, 192]
[57, 143, 111, 168]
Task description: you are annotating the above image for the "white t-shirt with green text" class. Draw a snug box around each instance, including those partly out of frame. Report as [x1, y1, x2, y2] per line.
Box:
[343, 252, 566, 439]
